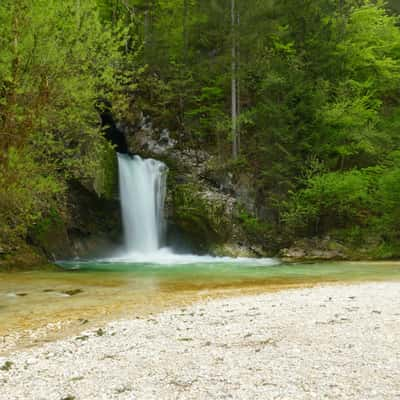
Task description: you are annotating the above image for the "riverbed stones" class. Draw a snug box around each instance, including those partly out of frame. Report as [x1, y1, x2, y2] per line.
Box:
[1, 282, 399, 399]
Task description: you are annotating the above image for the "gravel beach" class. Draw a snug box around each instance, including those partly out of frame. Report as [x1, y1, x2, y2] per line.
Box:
[1, 282, 399, 400]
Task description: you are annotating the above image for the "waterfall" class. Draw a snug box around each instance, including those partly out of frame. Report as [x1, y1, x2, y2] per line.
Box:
[117, 153, 168, 254]
[112, 152, 275, 265]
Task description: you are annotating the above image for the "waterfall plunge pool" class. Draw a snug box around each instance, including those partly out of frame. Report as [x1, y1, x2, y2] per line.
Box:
[1, 259, 400, 354]
[2, 154, 400, 351]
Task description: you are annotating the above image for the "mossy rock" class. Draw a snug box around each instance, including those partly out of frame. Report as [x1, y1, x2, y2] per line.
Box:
[93, 143, 119, 200]
[211, 243, 257, 258]
[65, 180, 122, 257]
[29, 209, 73, 259]
[171, 183, 233, 251]
[0, 244, 60, 272]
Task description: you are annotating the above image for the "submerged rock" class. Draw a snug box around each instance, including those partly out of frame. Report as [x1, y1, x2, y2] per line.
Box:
[62, 289, 84, 296]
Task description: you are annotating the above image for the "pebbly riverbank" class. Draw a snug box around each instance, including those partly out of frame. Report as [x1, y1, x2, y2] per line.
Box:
[0, 282, 399, 400]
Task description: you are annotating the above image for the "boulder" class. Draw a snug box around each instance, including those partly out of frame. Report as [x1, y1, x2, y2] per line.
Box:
[280, 237, 348, 262]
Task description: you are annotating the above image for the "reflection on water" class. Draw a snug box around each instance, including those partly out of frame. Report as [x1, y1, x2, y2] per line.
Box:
[1, 260, 400, 350]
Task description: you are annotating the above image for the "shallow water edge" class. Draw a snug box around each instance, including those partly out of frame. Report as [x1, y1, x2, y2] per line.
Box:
[1, 260, 400, 354]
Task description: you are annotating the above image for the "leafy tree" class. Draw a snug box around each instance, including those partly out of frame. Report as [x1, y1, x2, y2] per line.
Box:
[0, 0, 140, 248]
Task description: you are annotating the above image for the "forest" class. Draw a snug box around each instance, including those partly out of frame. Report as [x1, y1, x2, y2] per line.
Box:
[2, 0, 400, 262]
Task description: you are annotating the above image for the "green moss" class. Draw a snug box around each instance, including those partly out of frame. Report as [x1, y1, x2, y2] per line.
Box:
[0, 243, 59, 272]
[96, 328, 105, 336]
[28, 208, 72, 259]
[31, 208, 63, 243]
[372, 243, 400, 259]
[94, 144, 118, 200]
[172, 183, 231, 250]
[211, 243, 255, 257]
[346, 241, 400, 260]
[321, 226, 400, 260]
[63, 289, 84, 296]
[237, 210, 268, 238]
[0, 361, 13, 371]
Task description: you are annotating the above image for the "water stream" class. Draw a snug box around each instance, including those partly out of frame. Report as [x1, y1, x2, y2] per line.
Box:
[116, 153, 275, 265]
[1, 261, 400, 354]
[117, 153, 167, 254]
[1, 154, 400, 352]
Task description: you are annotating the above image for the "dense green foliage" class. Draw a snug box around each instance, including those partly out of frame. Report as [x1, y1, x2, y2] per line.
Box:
[0, 0, 138, 250]
[106, 0, 400, 254]
[2, 0, 400, 257]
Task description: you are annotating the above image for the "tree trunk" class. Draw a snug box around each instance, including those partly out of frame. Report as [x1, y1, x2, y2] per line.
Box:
[236, 5, 241, 155]
[231, 0, 238, 159]
[144, 1, 153, 60]
[76, 0, 81, 28]
[180, 0, 188, 130]
[183, 0, 189, 60]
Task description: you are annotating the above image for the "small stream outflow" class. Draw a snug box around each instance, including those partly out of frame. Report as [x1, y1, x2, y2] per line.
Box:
[117, 153, 168, 254]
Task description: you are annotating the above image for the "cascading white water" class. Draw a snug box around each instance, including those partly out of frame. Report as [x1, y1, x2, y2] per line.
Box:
[117, 153, 168, 254]
[112, 152, 276, 266]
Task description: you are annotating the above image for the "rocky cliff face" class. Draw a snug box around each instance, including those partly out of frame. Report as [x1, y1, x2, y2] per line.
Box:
[28, 181, 122, 261]
[0, 179, 122, 271]
[122, 118, 268, 257]
[1, 115, 272, 270]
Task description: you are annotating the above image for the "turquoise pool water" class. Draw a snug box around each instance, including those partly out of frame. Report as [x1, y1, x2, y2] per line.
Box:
[1, 260, 400, 346]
